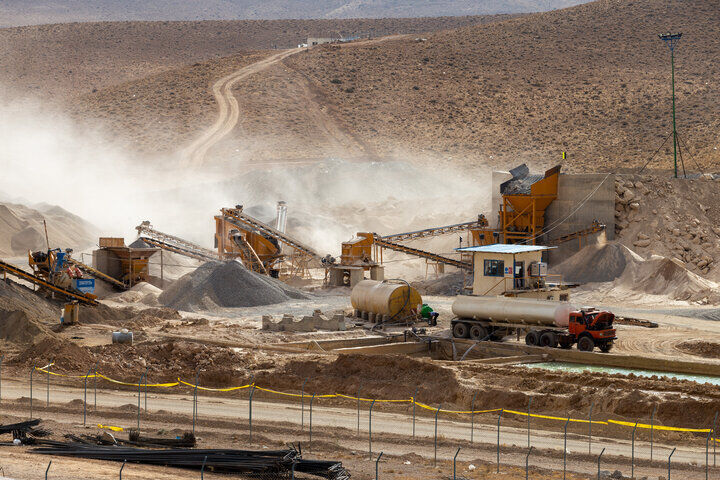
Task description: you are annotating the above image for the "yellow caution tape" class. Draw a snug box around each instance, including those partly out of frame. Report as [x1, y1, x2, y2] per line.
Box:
[98, 374, 178, 388]
[504, 410, 608, 425]
[607, 419, 712, 433]
[98, 424, 124, 432]
[336, 394, 410, 403]
[177, 379, 251, 392]
[35, 367, 96, 379]
[254, 386, 336, 398]
[413, 401, 502, 415]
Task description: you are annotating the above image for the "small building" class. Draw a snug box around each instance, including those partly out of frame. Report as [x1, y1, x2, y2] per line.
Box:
[456, 244, 564, 300]
[307, 37, 337, 46]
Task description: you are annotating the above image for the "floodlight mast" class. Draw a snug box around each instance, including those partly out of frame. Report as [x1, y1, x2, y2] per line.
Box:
[658, 32, 683, 178]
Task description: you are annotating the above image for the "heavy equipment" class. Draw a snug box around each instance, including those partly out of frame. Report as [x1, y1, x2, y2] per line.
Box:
[450, 295, 616, 352]
[28, 248, 96, 296]
[216, 205, 322, 278]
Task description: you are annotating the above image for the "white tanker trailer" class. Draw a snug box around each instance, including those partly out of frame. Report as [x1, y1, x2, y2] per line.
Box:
[451, 296, 616, 352]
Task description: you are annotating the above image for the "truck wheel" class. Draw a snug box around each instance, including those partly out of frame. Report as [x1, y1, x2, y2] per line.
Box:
[469, 325, 487, 341]
[599, 342, 612, 353]
[453, 322, 469, 338]
[577, 336, 595, 352]
[525, 330, 539, 346]
[539, 331, 558, 348]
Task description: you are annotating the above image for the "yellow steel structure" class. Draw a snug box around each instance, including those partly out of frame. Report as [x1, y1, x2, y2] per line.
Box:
[500, 165, 560, 244]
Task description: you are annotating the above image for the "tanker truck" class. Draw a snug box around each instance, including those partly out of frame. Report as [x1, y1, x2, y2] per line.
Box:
[450, 296, 616, 352]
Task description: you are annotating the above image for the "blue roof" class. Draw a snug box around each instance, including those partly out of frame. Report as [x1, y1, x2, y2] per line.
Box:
[456, 244, 555, 254]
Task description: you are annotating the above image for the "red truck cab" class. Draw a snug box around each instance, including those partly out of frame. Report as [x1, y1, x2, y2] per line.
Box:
[567, 308, 616, 352]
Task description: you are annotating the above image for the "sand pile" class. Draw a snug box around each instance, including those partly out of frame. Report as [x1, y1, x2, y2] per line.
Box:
[107, 282, 162, 306]
[0, 202, 98, 256]
[551, 242, 643, 284]
[0, 310, 53, 344]
[12, 336, 94, 370]
[0, 278, 61, 324]
[159, 261, 309, 312]
[412, 272, 465, 296]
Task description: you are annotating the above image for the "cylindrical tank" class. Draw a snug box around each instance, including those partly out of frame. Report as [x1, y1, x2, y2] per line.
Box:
[351, 279, 422, 319]
[452, 295, 576, 327]
[112, 330, 134, 344]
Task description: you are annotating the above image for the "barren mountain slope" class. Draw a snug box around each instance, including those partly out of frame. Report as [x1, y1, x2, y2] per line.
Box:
[280, 0, 720, 172]
[0, 17, 509, 101]
[0, 0, 584, 26]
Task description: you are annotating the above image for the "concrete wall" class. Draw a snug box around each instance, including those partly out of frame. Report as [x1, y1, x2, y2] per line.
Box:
[543, 173, 616, 265]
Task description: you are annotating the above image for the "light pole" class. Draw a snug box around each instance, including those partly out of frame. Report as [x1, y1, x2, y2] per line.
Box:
[658, 32, 682, 178]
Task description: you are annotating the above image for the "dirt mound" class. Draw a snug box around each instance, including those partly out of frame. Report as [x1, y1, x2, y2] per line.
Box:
[259, 354, 461, 405]
[551, 242, 643, 284]
[676, 340, 720, 359]
[412, 272, 464, 296]
[107, 282, 163, 306]
[0, 310, 53, 344]
[159, 261, 308, 312]
[12, 337, 94, 371]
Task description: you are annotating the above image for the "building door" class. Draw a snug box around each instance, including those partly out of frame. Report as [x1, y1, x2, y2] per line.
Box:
[514, 261, 525, 289]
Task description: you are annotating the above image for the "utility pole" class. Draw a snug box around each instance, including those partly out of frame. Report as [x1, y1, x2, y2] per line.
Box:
[659, 32, 683, 178]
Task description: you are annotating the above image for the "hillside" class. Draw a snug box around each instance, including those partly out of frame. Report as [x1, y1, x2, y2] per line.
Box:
[0, 1, 585, 27]
[0, 17, 508, 101]
[276, 0, 720, 172]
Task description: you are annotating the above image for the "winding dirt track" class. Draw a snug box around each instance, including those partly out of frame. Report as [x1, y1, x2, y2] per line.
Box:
[183, 48, 302, 166]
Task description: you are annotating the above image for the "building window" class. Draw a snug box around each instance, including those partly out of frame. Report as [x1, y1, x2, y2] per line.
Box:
[484, 259, 504, 277]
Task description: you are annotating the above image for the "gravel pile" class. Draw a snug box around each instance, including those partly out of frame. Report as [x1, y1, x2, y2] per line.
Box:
[159, 261, 308, 312]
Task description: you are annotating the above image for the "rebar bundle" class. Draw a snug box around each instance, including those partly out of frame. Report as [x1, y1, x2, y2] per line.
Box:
[32, 443, 350, 479]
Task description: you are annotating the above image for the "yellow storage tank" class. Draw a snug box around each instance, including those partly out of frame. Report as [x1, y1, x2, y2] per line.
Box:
[350, 279, 422, 322]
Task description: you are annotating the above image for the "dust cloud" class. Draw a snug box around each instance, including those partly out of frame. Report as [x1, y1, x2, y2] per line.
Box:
[0, 94, 491, 274]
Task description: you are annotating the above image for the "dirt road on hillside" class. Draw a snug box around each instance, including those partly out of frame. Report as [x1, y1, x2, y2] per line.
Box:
[183, 48, 302, 166]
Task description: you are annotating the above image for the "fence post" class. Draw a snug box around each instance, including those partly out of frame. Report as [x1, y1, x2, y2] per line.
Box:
[30, 361, 37, 419]
[249, 385, 256, 443]
[0, 354, 3, 405]
[433, 404, 442, 466]
[201, 455, 208, 480]
[192, 371, 199, 435]
[83, 365, 93, 426]
[631, 420, 638, 479]
[454, 447, 461, 480]
[497, 410, 502, 473]
[93, 361, 99, 413]
[563, 417, 570, 480]
[668, 447, 676, 480]
[706, 430, 711, 480]
[119, 459, 126, 480]
[597, 447, 605, 480]
[369, 399, 376, 459]
[412, 387, 418, 438]
[527, 396, 533, 449]
[144, 366, 149, 413]
[45, 460, 52, 480]
[375, 451, 383, 480]
[357, 383, 362, 436]
[137, 372, 146, 431]
[301, 377, 308, 431]
[525, 446, 534, 480]
[309, 393, 316, 453]
[650, 404, 657, 462]
[588, 400, 594, 454]
[46, 360, 52, 408]
[712, 410, 718, 467]
[470, 391, 477, 443]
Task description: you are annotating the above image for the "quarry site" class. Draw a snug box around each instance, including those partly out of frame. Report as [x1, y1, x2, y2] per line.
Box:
[1, 1, 720, 479]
